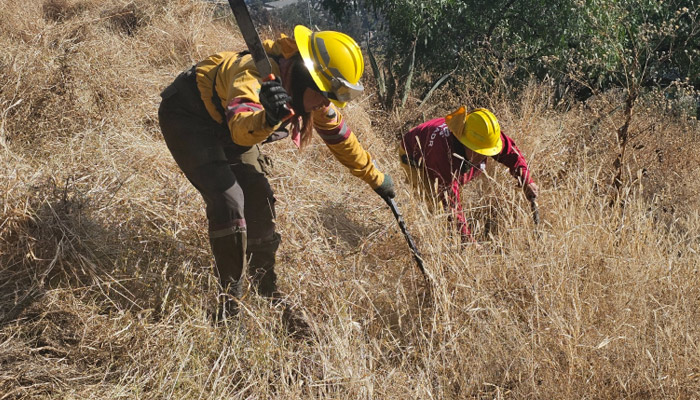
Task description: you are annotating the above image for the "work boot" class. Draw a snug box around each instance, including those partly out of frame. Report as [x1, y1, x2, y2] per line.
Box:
[247, 233, 310, 337]
[247, 232, 281, 298]
[209, 227, 247, 321]
[215, 291, 239, 323]
[280, 300, 311, 339]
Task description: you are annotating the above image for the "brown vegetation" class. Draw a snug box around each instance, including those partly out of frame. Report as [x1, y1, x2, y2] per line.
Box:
[1, 0, 699, 398]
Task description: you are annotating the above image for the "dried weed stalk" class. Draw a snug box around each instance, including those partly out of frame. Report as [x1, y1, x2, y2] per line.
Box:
[1, 0, 699, 398]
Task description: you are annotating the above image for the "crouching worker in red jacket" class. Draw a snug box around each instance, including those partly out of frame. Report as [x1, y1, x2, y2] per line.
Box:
[399, 106, 538, 241]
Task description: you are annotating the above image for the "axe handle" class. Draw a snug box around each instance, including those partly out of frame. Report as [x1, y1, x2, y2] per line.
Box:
[530, 198, 540, 225]
[226, 0, 294, 120]
[384, 197, 428, 281]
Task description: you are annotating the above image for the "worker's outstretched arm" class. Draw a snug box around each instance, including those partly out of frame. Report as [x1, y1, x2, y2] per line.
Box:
[312, 104, 394, 198]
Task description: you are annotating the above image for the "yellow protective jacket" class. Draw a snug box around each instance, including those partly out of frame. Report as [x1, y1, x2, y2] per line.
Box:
[193, 36, 384, 189]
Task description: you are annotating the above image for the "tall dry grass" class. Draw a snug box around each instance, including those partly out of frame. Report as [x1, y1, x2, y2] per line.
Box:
[1, 0, 699, 398]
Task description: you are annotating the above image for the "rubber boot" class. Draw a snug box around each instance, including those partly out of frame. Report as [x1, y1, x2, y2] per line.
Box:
[247, 232, 281, 298]
[209, 227, 247, 321]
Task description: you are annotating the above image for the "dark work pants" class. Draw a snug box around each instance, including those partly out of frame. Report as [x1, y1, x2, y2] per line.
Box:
[157, 67, 279, 293]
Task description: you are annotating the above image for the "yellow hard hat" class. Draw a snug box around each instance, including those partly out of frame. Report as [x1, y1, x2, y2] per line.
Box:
[445, 106, 503, 156]
[294, 25, 364, 108]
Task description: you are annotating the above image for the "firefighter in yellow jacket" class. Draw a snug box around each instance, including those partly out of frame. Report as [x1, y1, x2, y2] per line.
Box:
[158, 26, 395, 315]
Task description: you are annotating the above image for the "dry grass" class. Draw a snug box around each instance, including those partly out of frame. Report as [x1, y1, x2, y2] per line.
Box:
[1, 0, 700, 398]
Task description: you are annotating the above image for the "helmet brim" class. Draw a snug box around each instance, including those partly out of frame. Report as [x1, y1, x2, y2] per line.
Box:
[465, 137, 503, 156]
[330, 99, 347, 108]
[294, 25, 332, 94]
[446, 106, 504, 156]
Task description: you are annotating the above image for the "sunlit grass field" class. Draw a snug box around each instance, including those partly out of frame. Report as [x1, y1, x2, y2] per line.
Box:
[1, 0, 699, 398]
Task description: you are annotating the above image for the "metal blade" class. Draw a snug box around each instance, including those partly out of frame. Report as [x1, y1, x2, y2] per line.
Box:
[226, 0, 272, 78]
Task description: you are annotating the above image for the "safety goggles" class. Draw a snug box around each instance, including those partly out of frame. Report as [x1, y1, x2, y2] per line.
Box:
[326, 77, 364, 102]
[316, 76, 364, 103]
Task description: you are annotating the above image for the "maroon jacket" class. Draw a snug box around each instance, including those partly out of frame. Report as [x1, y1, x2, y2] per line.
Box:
[401, 117, 533, 238]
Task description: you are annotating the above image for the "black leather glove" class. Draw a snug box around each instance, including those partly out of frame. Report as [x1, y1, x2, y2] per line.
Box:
[259, 78, 291, 127]
[374, 174, 396, 199]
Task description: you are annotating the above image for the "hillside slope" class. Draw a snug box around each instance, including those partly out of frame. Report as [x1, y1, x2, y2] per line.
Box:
[1, 0, 699, 398]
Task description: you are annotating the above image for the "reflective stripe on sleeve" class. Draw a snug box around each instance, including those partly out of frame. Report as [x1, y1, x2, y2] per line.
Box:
[316, 120, 351, 144]
[225, 99, 264, 122]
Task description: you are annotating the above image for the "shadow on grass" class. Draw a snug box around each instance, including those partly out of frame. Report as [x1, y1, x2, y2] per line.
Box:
[319, 202, 376, 249]
[0, 177, 213, 328]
